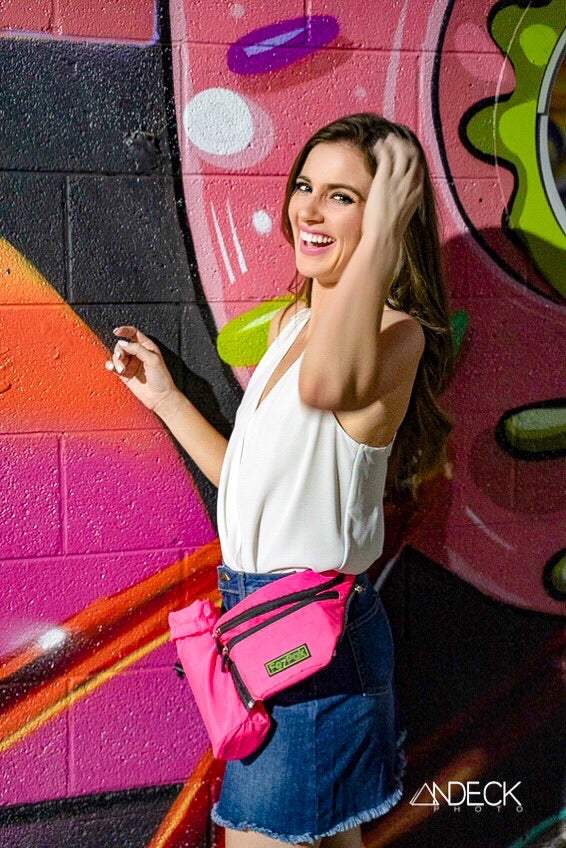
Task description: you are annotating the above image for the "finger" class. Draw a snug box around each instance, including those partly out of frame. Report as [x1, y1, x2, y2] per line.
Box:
[112, 343, 128, 374]
[113, 325, 160, 354]
[105, 356, 128, 378]
[383, 135, 411, 176]
[375, 137, 393, 173]
[115, 339, 158, 364]
[407, 153, 423, 185]
[113, 325, 137, 337]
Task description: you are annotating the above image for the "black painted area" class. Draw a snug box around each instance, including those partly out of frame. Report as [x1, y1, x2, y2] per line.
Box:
[0, 784, 183, 848]
[381, 546, 565, 848]
[0, 40, 173, 175]
[0, 172, 67, 298]
[68, 175, 190, 303]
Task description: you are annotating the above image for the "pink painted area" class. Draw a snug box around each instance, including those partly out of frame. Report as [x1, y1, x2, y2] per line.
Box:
[432, 177, 531, 300]
[181, 174, 291, 302]
[63, 430, 212, 553]
[0, 548, 188, 667]
[419, 52, 516, 181]
[53, 0, 156, 43]
[173, 37, 418, 340]
[169, 0, 564, 617]
[67, 666, 208, 794]
[0, 0, 156, 43]
[0, 434, 62, 559]
[0, 710, 68, 806]
[178, 0, 306, 45]
[443, 294, 562, 417]
[0, 251, 215, 801]
[0, 0, 51, 34]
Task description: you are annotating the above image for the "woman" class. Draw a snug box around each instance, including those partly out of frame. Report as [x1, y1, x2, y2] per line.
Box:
[105, 113, 455, 847]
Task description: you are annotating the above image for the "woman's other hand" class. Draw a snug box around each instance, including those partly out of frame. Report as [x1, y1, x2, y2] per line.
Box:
[362, 133, 424, 243]
[104, 325, 179, 413]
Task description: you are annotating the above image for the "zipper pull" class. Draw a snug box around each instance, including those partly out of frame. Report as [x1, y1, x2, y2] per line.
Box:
[221, 646, 230, 671]
[353, 584, 366, 593]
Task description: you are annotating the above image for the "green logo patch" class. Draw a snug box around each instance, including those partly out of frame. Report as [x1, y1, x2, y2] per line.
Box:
[265, 643, 311, 676]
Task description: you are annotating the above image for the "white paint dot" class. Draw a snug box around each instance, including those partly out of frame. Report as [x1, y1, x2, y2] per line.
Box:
[184, 88, 254, 155]
[230, 3, 245, 17]
[252, 210, 272, 235]
[354, 86, 367, 99]
[37, 627, 67, 651]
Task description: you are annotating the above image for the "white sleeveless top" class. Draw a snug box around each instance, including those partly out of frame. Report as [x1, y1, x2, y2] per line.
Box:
[216, 307, 396, 575]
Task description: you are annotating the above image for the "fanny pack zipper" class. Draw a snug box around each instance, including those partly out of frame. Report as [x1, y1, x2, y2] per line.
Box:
[228, 658, 256, 710]
[219, 590, 340, 671]
[226, 583, 364, 710]
[224, 589, 338, 710]
[215, 573, 345, 638]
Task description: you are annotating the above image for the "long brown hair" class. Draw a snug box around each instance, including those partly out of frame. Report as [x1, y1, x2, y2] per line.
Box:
[279, 113, 457, 503]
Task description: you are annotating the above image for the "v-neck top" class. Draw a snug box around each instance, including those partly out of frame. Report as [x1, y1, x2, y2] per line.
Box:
[216, 307, 396, 575]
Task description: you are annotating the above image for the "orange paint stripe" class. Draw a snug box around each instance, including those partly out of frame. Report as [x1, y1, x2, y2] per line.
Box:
[0, 541, 220, 681]
[147, 749, 219, 848]
[0, 545, 223, 749]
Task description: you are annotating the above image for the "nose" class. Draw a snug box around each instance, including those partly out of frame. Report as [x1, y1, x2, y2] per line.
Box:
[298, 193, 324, 224]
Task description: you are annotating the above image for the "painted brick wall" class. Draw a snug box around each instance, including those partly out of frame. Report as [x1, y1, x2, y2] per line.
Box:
[0, 2, 564, 846]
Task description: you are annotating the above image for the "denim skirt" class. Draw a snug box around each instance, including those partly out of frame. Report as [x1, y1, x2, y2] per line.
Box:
[209, 562, 408, 845]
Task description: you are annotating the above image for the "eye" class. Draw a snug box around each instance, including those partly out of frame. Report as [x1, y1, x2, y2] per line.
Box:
[332, 192, 353, 205]
[293, 181, 354, 204]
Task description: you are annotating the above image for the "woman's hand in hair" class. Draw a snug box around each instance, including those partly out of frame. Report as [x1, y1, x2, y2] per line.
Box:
[104, 325, 179, 415]
[362, 133, 424, 244]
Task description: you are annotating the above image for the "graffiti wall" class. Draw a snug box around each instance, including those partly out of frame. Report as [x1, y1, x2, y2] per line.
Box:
[0, 1, 563, 846]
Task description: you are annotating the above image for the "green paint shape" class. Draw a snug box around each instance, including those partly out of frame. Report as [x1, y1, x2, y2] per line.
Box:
[550, 556, 566, 594]
[463, 0, 566, 296]
[519, 24, 556, 66]
[216, 297, 296, 367]
[503, 404, 566, 453]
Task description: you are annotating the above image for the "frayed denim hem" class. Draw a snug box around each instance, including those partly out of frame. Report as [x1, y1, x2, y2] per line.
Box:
[210, 729, 408, 845]
[210, 786, 403, 845]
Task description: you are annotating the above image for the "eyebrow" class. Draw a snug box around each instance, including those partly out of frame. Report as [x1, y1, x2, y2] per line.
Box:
[296, 174, 364, 200]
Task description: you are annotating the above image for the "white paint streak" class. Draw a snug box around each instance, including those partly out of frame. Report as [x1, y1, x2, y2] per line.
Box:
[210, 201, 236, 284]
[226, 196, 248, 274]
[383, 0, 410, 120]
[464, 506, 516, 551]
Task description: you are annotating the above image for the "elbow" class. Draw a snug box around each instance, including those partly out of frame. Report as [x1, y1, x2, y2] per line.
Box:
[298, 373, 341, 411]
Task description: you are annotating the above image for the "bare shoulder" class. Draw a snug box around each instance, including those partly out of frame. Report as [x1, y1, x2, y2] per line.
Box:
[267, 301, 307, 348]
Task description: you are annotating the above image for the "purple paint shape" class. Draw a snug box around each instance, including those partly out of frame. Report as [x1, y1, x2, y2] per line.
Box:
[227, 16, 339, 76]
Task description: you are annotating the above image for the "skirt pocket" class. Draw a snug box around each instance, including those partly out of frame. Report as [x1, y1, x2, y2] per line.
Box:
[346, 594, 395, 696]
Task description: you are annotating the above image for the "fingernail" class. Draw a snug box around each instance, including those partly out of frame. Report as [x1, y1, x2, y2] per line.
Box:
[116, 362, 125, 373]
[105, 361, 114, 371]
[117, 340, 129, 348]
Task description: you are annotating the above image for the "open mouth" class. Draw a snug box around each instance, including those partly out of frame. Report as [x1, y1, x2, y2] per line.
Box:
[299, 234, 336, 254]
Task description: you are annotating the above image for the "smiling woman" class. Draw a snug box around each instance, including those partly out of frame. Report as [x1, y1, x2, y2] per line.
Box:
[208, 113, 454, 848]
[280, 113, 456, 504]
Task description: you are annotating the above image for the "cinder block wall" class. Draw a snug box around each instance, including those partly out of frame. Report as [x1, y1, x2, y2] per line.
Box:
[0, 1, 563, 846]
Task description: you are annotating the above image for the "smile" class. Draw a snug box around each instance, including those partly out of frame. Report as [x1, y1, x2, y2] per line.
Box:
[298, 230, 336, 256]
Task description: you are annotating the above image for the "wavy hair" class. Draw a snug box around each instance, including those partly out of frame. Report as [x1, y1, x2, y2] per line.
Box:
[279, 112, 457, 503]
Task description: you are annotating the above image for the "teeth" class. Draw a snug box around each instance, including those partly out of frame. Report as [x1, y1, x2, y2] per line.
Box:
[301, 232, 335, 245]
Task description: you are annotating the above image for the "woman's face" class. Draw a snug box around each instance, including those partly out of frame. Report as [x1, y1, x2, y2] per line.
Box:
[287, 141, 374, 286]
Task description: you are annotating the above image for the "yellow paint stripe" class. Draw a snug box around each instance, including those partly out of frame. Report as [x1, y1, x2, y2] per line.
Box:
[0, 631, 170, 753]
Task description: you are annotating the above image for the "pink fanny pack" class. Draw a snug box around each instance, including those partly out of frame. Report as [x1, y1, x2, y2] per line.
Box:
[168, 568, 360, 760]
